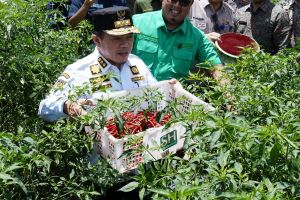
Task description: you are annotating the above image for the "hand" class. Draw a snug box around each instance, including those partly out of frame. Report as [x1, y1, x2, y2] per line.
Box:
[63, 99, 95, 117]
[210, 64, 230, 86]
[205, 32, 221, 43]
[168, 78, 183, 88]
[77, 98, 96, 107]
[83, 0, 96, 7]
[168, 78, 177, 85]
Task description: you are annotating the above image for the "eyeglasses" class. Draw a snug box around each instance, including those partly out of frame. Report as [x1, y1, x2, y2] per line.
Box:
[167, 0, 192, 7]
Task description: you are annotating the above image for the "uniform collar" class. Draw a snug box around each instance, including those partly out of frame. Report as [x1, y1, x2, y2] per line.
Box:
[94, 47, 127, 74]
[155, 9, 187, 34]
[248, 0, 272, 13]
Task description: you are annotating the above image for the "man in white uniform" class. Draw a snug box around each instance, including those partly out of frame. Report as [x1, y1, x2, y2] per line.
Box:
[39, 6, 157, 122]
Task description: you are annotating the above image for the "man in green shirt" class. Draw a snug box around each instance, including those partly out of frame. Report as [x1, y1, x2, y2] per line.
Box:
[132, 0, 224, 83]
[133, 0, 161, 14]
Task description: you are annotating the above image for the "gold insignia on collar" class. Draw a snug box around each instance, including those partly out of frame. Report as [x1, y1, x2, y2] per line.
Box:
[61, 72, 70, 79]
[131, 76, 145, 82]
[90, 64, 101, 75]
[98, 57, 108, 69]
[130, 65, 139, 75]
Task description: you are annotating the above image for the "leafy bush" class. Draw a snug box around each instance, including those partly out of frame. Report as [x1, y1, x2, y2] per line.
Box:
[122, 50, 300, 199]
[0, 0, 299, 199]
[0, 0, 92, 131]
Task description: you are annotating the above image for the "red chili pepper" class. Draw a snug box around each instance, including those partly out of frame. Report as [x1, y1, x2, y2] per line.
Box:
[160, 112, 172, 125]
[145, 111, 161, 128]
[122, 111, 135, 121]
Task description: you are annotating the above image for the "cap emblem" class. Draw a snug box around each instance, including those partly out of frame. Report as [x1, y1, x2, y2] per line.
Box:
[117, 10, 126, 20]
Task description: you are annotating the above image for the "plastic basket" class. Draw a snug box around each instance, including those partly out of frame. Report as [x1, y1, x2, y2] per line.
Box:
[94, 81, 214, 173]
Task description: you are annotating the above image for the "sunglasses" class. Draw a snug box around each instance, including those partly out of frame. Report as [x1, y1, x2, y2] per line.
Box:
[167, 0, 192, 7]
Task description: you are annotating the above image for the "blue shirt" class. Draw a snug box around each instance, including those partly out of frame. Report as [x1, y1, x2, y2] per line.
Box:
[68, 0, 127, 22]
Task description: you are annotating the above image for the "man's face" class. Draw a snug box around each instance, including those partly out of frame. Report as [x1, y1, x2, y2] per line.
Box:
[252, 0, 265, 4]
[162, 0, 193, 29]
[95, 33, 134, 67]
[208, 0, 222, 4]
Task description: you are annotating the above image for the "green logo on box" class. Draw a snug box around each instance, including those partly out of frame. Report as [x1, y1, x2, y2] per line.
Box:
[160, 130, 178, 150]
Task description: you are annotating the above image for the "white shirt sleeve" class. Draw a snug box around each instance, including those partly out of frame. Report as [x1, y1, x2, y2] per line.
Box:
[38, 70, 74, 122]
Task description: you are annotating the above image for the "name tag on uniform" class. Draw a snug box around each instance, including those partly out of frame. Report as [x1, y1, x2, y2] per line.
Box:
[131, 76, 145, 82]
[90, 75, 109, 84]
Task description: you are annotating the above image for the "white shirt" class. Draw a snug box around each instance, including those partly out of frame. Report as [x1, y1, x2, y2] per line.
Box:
[189, 0, 235, 34]
[39, 48, 157, 122]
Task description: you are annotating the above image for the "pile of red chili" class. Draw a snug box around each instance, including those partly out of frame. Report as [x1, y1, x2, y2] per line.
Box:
[105, 111, 172, 139]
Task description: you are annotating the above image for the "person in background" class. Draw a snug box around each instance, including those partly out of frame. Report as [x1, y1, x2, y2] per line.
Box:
[68, 0, 127, 28]
[47, 0, 71, 30]
[280, 0, 300, 47]
[189, 0, 235, 42]
[133, 0, 162, 14]
[224, 0, 249, 11]
[39, 6, 157, 122]
[235, 0, 291, 54]
[132, 0, 227, 85]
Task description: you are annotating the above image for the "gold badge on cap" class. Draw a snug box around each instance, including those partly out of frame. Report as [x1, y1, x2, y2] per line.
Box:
[131, 76, 145, 82]
[117, 10, 126, 20]
[98, 57, 108, 69]
[90, 64, 101, 75]
[130, 65, 139, 75]
[114, 19, 131, 28]
[114, 10, 131, 28]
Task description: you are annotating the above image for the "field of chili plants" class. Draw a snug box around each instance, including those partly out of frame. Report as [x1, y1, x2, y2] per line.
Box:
[0, 0, 300, 199]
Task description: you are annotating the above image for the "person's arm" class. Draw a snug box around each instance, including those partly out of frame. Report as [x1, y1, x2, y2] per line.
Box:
[208, 64, 230, 86]
[68, 0, 96, 28]
[205, 32, 221, 43]
[196, 31, 229, 86]
[38, 70, 96, 122]
[273, 8, 292, 51]
[38, 72, 73, 122]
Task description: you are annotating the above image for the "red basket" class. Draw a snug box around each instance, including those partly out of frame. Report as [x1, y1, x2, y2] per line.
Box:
[215, 32, 260, 58]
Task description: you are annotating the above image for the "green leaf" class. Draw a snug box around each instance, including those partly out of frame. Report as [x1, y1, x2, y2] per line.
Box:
[69, 169, 75, 179]
[0, 173, 13, 181]
[23, 136, 35, 145]
[217, 150, 230, 168]
[148, 188, 175, 199]
[5, 163, 23, 172]
[139, 187, 145, 200]
[12, 177, 28, 194]
[210, 131, 221, 149]
[178, 185, 201, 198]
[118, 181, 139, 192]
[234, 162, 243, 175]
[270, 142, 281, 164]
